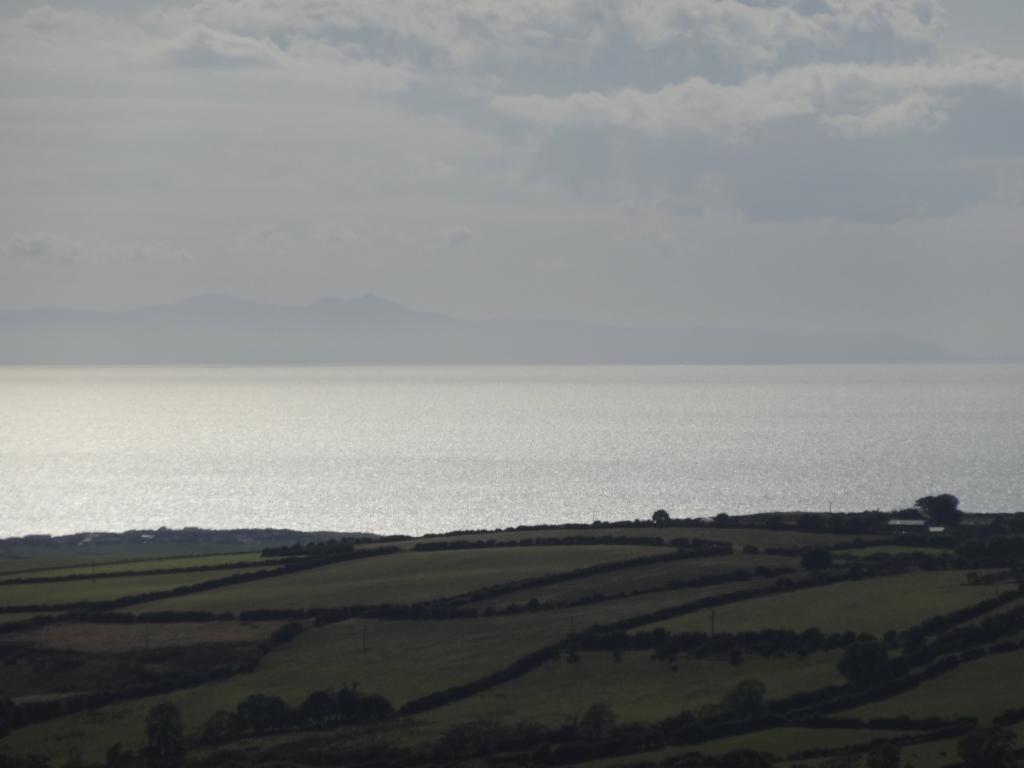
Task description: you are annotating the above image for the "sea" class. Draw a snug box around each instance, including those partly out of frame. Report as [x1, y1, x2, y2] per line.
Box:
[1, 364, 1022, 538]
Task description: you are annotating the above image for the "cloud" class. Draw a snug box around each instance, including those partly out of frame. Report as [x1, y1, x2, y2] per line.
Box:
[494, 55, 1024, 140]
[157, 26, 282, 69]
[177, 0, 945, 76]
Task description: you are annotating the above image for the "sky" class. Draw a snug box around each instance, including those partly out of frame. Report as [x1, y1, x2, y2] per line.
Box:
[1, 0, 1023, 358]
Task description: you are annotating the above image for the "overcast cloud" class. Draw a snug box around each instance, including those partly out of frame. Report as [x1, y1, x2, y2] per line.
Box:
[1, 0, 1023, 357]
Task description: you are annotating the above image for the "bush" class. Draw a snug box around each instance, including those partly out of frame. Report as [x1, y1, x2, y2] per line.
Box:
[800, 550, 833, 571]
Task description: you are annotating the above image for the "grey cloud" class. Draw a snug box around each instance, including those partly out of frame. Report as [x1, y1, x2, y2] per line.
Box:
[158, 25, 282, 69]
[493, 56, 1024, 140]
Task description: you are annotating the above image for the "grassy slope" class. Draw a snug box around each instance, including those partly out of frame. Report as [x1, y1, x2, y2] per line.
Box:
[846, 649, 1024, 721]
[576, 728, 903, 768]
[9, 552, 267, 579]
[428, 650, 843, 726]
[137, 546, 673, 612]
[0, 526, 1013, 767]
[10, 621, 281, 653]
[642, 570, 1013, 636]
[0, 567, 278, 608]
[0, 580, 771, 761]
[839, 545, 945, 558]
[470, 553, 795, 608]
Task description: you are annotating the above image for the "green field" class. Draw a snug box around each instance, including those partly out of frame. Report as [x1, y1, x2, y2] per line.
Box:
[470, 553, 794, 608]
[0, 567, 278, 608]
[7, 552, 268, 579]
[581, 727, 904, 767]
[432, 650, 843, 725]
[14, 620, 281, 653]
[640, 570, 1012, 636]
[0, 580, 774, 762]
[1, 517, 1020, 768]
[136, 546, 671, 612]
[847, 649, 1024, 721]
[839, 545, 948, 558]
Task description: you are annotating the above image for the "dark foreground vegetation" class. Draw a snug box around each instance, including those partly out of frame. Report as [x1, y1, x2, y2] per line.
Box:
[2, 495, 1024, 767]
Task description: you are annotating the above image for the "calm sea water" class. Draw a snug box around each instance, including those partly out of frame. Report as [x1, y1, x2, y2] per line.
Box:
[1, 365, 1022, 537]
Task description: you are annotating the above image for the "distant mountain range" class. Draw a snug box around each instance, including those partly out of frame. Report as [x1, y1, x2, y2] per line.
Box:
[0, 294, 949, 364]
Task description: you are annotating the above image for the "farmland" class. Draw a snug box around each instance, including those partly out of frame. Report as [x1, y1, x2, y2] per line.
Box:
[1, 513, 1023, 767]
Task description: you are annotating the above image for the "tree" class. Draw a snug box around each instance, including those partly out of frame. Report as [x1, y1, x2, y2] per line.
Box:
[299, 691, 335, 727]
[197, 710, 230, 745]
[722, 679, 767, 718]
[800, 549, 833, 571]
[144, 703, 185, 768]
[867, 743, 901, 768]
[838, 640, 891, 688]
[234, 693, 290, 733]
[958, 727, 1016, 768]
[577, 703, 617, 742]
[652, 509, 671, 526]
[916, 494, 962, 526]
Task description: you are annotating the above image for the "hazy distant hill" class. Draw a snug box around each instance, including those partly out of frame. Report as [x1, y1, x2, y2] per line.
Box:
[0, 294, 948, 364]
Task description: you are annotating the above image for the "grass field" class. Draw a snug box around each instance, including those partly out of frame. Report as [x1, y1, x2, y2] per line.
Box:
[0, 569, 280, 610]
[430, 650, 843, 726]
[578, 727, 905, 767]
[0, 567, 278, 608]
[10, 620, 281, 653]
[838, 545, 953, 559]
[640, 570, 1012, 636]
[0, 519, 1019, 768]
[470, 553, 794, 608]
[0, 581, 771, 762]
[846, 649, 1024, 722]
[136, 546, 672, 612]
[0, 539, 276, 575]
[6, 552, 268, 579]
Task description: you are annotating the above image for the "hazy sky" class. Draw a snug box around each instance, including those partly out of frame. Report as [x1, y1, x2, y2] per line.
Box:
[2, 0, 1023, 357]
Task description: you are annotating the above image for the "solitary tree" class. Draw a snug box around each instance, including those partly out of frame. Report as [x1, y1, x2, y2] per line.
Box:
[652, 509, 671, 526]
[144, 703, 185, 768]
[916, 494, 962, 525]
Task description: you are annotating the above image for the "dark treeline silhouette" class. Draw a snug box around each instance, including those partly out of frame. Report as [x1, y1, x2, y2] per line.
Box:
[195, 684, 393, 746]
